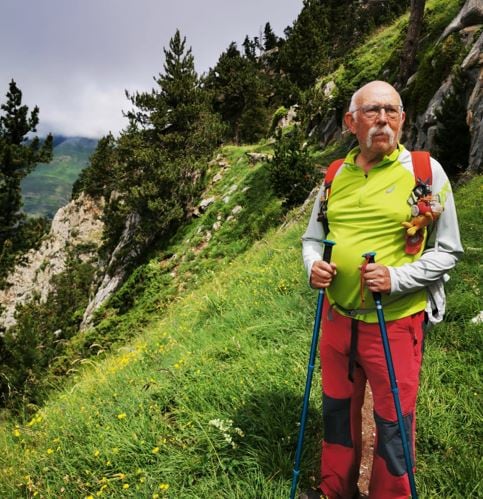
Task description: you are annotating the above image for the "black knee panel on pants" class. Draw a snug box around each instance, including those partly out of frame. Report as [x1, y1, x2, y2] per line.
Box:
[374, 411, 414, 476]
[323, 393, 353, 447]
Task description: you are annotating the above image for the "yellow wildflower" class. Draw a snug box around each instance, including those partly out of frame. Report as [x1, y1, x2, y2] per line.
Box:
[151, 447, 160, 454]
[122, 483, 130, 489]
[117, 413, 127, 420]
[13, 428, 21, 437]
[47, 448, 54, 454]
[159, 483, 169, 490]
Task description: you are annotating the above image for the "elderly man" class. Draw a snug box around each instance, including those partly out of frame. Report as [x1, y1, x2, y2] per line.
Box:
[301, 81, 463, 498]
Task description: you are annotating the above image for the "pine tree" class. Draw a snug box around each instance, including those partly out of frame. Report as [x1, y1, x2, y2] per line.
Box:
[72, 133, 117, 198]
[206, 42, 270, 143]
[125, 30, 214, 156]
[0, 79, 53, 246]
[268, 125, 321, 209]
[263, 22, 278, 52]
[278, 0, 331, 89]
[101, 31, 223, 251]
[279, 0, 409, 90]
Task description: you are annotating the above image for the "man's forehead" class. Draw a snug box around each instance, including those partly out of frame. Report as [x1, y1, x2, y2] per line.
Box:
[357, 85, 400, 105]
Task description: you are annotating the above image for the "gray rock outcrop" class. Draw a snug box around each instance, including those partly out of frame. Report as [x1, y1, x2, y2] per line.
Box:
[438, 0, 483, 43]
[80, 212, 143, 329]
[408, 24, 483, 172]
[0, 193, 105, 330]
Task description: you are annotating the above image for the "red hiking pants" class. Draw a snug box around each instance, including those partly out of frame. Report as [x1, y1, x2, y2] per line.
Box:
[318, 303, 425, 499]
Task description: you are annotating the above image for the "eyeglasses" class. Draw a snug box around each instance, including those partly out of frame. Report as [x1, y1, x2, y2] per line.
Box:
[353, 104, 403, 120]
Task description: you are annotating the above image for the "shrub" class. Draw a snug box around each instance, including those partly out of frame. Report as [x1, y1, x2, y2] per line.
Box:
[0, 252, 95, 411]
[267, 125, 321, 209]
[268, 106, 289, 136]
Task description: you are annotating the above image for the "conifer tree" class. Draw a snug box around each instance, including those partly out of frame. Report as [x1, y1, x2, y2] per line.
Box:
[278, 0, 330, 89]
[72, 133, 117, 198]
[263, 22, 279, 52]
[0, 80, 53, 246]
[206, 42, 270, 143]
[101, 30, 223, 251]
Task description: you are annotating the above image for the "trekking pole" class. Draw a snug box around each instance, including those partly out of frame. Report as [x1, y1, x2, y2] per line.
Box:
[363, 252, 418, 499]
[290, 239, 335, 499]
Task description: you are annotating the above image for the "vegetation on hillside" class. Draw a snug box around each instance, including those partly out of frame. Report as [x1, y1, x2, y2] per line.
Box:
[0, 174, 480, 498]
[75, 30, 225, 264]
[0, 80, 53, 286]
[1, 1, 481, 496]
[0, 143, 283, 412]
[21, 137, 98, 219]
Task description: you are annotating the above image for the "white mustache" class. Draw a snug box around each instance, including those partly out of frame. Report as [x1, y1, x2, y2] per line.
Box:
[366, 125, 395, 148]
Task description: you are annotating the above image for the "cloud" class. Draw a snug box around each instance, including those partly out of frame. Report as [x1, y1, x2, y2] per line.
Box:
[0, 0, 302, 138]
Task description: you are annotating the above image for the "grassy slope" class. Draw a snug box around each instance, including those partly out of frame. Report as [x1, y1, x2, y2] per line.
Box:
[0, 170, 481, 497]
[63, 142, 282, 363]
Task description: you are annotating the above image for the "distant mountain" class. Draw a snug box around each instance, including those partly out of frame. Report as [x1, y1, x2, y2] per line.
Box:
[21, 136, 98, 219]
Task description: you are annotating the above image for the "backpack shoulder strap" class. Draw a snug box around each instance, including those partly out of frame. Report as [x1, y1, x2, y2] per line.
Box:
[324, 158, 345, 188]
[317, 158, 345, 233]
[410, 151, 432, 187]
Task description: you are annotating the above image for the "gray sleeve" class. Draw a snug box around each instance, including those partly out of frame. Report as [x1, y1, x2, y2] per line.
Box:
[301, 185, 325, 282]
[388, 158, 464, 295]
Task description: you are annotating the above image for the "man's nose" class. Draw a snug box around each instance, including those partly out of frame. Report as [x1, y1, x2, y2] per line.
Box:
[376, 109, 388, 124]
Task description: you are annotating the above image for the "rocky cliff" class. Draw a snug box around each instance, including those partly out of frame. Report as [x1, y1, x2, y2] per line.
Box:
[309, 0, 483, 172]
[0, 193, 104, 330]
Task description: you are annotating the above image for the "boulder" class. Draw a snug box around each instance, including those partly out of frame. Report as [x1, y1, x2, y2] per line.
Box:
[245, 152, 272, 164]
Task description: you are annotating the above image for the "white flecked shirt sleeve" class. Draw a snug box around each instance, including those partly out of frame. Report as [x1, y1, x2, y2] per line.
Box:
[388, 157, 464, 295]
[301, 185, 326, 283]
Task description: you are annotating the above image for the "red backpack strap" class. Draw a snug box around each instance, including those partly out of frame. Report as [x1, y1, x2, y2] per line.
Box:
[317, 158, 345, 232]
[324, 158, 345, 188]
[411, 151, 432, 187]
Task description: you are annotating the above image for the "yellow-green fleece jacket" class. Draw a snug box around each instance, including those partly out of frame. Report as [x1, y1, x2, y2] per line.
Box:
[302, 145, 463, 323]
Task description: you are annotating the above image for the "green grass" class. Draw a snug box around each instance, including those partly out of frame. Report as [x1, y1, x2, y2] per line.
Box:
[70, 142, 283, 358]
[0, 173, 481, 498]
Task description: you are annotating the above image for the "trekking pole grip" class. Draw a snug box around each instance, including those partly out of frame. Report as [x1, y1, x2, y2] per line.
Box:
[322, 239, 335, 263]
[362, 251, 381, 301]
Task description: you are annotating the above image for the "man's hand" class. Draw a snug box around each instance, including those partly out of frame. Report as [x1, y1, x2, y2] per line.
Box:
[310, 260, 337, 289]
[361, 263, 391, 294]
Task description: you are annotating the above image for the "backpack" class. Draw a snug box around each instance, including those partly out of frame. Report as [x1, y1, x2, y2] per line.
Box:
[317, 150, 432, 236]
[317, 151, 446, 326]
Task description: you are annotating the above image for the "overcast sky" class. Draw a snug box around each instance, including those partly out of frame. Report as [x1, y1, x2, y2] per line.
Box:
[0, 0, 302, 139]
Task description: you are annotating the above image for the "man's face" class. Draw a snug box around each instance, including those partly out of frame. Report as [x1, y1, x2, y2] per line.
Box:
[344, 84, 405, 159]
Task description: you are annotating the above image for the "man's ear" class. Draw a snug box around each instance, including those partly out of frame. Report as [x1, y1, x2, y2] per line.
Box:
[344, 112, 356, 134]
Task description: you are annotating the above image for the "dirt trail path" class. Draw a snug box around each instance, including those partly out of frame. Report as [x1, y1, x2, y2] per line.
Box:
[358, 385, 375, 496]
